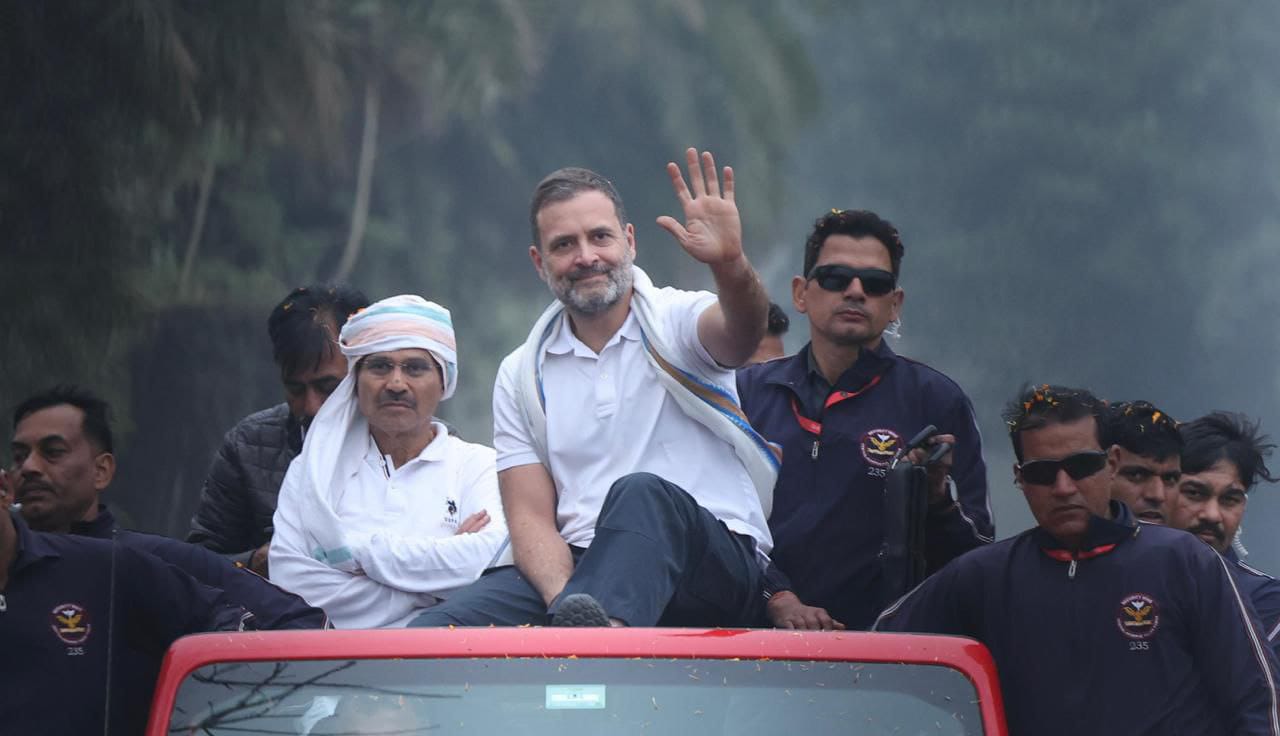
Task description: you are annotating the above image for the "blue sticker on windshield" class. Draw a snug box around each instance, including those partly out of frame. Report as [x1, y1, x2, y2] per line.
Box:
[546, 685, 606, 710]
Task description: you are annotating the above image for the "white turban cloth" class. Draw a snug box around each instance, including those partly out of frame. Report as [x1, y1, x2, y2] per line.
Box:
[339, 295, 458, 399]
[287, 295, 459, 570]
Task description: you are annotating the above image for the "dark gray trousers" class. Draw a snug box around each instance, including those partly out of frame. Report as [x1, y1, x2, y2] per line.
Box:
[409, 472, 764, 627]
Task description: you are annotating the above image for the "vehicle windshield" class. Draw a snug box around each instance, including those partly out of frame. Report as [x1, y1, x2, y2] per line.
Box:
[167, 656, 984, 735]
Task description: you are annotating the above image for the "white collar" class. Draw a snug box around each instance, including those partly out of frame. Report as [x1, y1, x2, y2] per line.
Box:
[361, 420, 451, 474]
[544, 307, 641, 357]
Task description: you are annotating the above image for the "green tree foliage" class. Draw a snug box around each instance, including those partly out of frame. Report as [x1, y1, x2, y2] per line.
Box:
[1, 0, 818, 534]
[2, 3, 152, 423]
[21, 2, 1274, 559]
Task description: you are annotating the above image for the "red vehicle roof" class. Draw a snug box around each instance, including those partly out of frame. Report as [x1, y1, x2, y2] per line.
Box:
[146, 628, 1007, 735]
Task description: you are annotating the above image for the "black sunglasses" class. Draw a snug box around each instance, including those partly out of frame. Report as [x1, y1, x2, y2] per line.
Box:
[808, 264, 897, 296]
[1017, 451, 1108, 486]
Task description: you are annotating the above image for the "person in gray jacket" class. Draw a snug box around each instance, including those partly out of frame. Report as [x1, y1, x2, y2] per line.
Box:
[186, 284, 368, 575]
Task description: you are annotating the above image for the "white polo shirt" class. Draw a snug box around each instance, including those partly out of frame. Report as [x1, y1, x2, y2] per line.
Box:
[272, 422, 506, 628]
[493, 287, 771, 560]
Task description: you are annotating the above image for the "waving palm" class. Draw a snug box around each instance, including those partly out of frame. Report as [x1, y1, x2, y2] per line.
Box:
[656, 148, 744, 266]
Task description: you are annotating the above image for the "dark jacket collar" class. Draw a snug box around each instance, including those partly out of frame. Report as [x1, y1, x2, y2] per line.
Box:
[288, 412, 304, 455]
[70, 504, 117, 539]
[763, 340, 898, 392]
[9, 508, 61, 574]
[1033, 500, 1139, 557]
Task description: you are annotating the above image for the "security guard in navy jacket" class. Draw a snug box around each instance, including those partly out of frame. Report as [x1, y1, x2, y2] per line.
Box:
[876, 385, 1280, 736]
[1168, 411, 1280, 657]
[8, 386, 330, 631]
[739, 340, 992, 629]
[738, 209, 992, 630]
[0, 508, 251, 736]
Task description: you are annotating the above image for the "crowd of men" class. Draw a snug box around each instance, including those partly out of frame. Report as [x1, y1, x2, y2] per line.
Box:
[4, 147, 1279, 733]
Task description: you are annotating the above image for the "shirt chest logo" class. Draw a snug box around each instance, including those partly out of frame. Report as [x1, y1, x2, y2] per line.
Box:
[50, 602, 92, 645]
[1116, 593, 1160, 640]
[860, 429, 901, 468]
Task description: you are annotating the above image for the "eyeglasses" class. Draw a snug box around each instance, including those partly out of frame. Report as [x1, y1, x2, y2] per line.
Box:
[808, 264, 897, 296]
[1017, 451, 1108, 486]
[360, 356, 436, 379]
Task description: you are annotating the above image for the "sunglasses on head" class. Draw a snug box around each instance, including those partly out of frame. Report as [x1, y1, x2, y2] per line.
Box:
[1017, 450, 1108, 486]
[808, 264, 897, 296]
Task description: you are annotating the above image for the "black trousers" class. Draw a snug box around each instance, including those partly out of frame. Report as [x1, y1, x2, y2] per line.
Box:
[410, 472, 764, 627]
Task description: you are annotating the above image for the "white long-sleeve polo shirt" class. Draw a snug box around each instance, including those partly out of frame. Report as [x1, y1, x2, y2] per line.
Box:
[271, 422, 506, 628]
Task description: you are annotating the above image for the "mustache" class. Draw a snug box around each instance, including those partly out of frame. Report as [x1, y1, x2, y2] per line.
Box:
[1186, 521, 1225, 542]
[16, 480, 53, 497]
[378, 394, 416, 407]
[1133, 499, 1165, 515]
[567, 263, 613, 281]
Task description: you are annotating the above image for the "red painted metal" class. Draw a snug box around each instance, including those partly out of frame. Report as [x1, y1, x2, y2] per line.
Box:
[146, 628, 1007, 734]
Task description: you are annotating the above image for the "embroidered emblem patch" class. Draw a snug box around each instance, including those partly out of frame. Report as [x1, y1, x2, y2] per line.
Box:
[446, 498, 458, 516]
[50, 603, 92, 645]
[860, 429, 901, 468]
[1116, 593, 1160, 640]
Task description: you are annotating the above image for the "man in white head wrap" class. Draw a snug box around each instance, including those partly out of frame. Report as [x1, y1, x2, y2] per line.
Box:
[270, 295, 507, 628]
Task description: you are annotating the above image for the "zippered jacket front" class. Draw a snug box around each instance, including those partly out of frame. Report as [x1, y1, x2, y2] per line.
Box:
[875, 502, 1280, 735]
[737, 341, 992, 628]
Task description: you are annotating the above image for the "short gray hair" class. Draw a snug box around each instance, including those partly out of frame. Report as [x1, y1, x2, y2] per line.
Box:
[528, 167, 628, 248]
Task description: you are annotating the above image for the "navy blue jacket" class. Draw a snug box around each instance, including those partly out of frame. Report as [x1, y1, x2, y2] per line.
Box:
[0, 510, 250, 736]
[1228, 547, 1280, 657]
[737, 341, 992, 628]
[875, 502, 1280, 736]
[73, 505, 329, 629]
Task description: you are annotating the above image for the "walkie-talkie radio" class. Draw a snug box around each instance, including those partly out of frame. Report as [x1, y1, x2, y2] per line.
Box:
[881, 425, 952, 600]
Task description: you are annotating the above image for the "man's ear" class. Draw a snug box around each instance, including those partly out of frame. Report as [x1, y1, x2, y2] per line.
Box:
[1106, 445, 1121, 477]
[529, 244, 545, 281]
[889, 287, 904, 323]
[791, 276, 808, 315]
[93, 452, 116, 492]
[1012, 462, 1024, 493]
[625, 222, 637, 257]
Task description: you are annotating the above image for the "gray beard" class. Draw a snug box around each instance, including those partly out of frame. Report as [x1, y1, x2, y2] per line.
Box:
[548, 256, 634, 315]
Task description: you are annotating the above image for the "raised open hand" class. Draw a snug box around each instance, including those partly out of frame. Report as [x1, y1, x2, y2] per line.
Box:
[656, 148, 744, 265]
